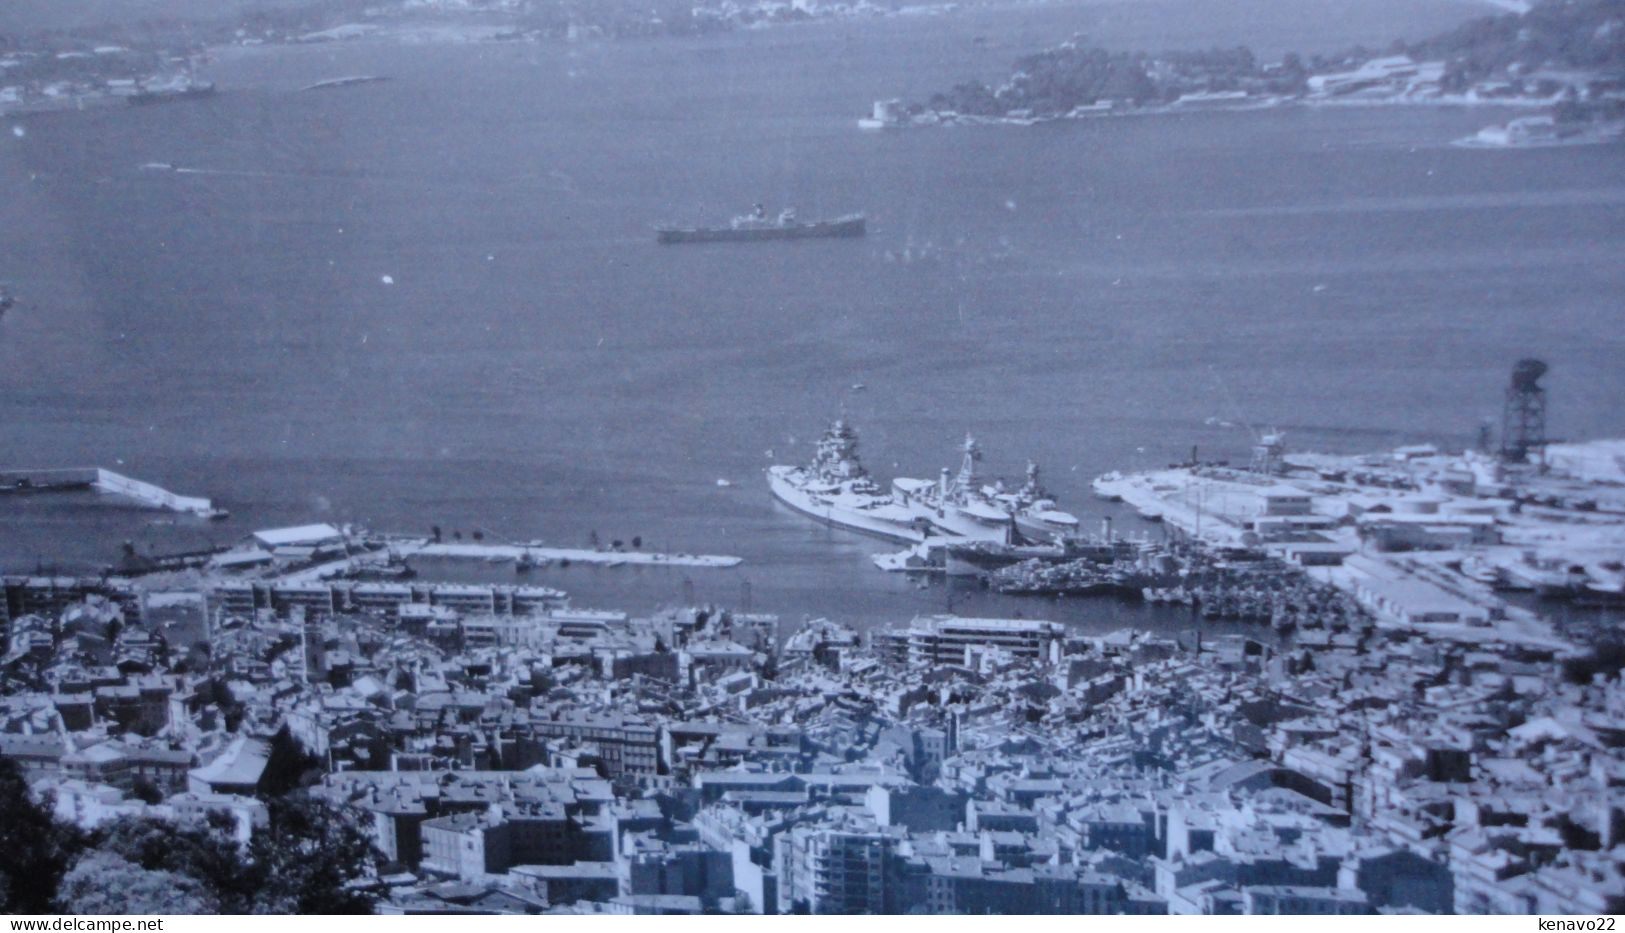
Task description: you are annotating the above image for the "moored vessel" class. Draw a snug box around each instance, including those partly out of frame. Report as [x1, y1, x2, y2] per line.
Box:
[943, 540, 1066, 577]
[904, 437, 1080, 545]
[767, 420, 931, 544]
[903, 435, 1014, 543]
[128, 78, 217, 105]
[1010, 461, 1081, 543]
[658, 205, 865, 244]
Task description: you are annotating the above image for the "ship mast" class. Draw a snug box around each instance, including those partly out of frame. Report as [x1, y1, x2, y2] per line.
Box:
[953, 433, 982, 500]
[1020, 459, 1048, 501]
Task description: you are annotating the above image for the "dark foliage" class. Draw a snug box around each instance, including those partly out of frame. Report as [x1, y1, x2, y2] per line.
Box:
[921, 0, 1625, 118]
[0, 757, 82, 914]
[1564, 639, 1625, 683]
[0, 756, 381, 914]
[57, 853, 212, 914]
[1404, 0, 1625, 79]
[247, 795, 380, 914]
[129, 776, 165, 806]
[93, 813, 259, 913]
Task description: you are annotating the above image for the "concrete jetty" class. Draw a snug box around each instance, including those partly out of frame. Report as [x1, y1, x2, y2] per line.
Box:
[0, 467, 219, 517]
[393, 538, 744, 569]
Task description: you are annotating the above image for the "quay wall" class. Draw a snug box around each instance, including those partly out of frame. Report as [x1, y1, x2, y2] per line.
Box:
[0, 467, 100, 489]
[0, 466, 212, 515]
[93, 468, 213, 514]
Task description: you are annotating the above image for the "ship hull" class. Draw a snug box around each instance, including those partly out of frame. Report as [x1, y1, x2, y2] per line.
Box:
[944, 543, 1065, 577]
[914, 503, 1013, 544]
[767, 466, 925, 544]
[1014, 515, 1078, 544]
[658, 216, 865, 244]
[1574, 585, 1625, 608]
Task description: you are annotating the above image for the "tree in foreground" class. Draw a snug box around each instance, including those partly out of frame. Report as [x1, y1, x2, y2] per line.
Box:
[93, 812, 259, 913]
[249, 795, 379, 914]
[57, 853, 213, 914]
[0, 756, 380, 914]
[0, 757, 80, 913]
[86, 796, 380, 913]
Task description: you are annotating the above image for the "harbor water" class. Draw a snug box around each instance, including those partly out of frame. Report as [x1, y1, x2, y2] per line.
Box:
[0, 0, 1622, 632]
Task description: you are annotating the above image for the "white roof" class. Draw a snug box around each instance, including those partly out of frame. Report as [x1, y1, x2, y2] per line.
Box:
[909, 614, 1062, 633]
[251, 523, 343, 546]
[189, 736, 270, 788]
[1545, 438, 1625, 483]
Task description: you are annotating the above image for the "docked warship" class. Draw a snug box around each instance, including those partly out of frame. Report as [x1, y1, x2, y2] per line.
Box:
[906, 435, 1081, 544]
[657, 205, 865, 245]
[770, 422, 1081, 549]
[767, 420, 931, 543]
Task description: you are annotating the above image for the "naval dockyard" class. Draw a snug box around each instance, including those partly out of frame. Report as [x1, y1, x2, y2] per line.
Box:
[769, 360, 1622, 654]
[3, 357, 1624, 914]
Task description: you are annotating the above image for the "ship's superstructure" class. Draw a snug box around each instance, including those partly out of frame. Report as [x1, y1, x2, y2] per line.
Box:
[908, 434, 1016, 542]
[1012, 461, 1081, 542]
[657, 205, 865, 244]
[766, 421, 928, 543]
[906, 437, 1080, 544]
[771, 424, 1080, 547]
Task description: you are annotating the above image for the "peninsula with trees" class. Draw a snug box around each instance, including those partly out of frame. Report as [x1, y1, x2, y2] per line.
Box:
[863, 0, 1625, 144]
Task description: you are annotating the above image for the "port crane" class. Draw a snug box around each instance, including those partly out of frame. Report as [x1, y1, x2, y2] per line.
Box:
[1204, 364, 1284, 475]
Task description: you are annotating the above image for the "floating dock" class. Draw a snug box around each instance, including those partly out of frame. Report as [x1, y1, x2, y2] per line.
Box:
[0, 467, 219, 517]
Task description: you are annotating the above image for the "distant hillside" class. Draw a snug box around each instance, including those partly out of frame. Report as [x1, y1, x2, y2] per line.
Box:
[917, 0, 1625, 118]
[1402, 0, 1625, 77]
[0, 0, 322, 34]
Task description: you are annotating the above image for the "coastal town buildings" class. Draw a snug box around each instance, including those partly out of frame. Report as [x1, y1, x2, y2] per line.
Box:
[1, 489, 1621, 913]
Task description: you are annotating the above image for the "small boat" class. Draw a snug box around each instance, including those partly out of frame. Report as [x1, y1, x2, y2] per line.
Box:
[302, 75, 390, 92]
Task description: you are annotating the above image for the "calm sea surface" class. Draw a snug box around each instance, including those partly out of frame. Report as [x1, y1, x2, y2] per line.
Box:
[1, 0, 1622, 632]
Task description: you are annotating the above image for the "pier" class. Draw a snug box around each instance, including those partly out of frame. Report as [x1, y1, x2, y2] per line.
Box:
[395, 539, 744, 569]
[0, 467, 219, 517]
[1093, 461, 1579, 651]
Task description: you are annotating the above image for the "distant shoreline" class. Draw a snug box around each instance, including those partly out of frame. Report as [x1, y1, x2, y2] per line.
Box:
[862, 88, 1565, 133]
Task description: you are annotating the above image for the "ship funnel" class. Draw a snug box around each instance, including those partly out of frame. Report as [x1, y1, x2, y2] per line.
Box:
[1102, 516, 1114, 543]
